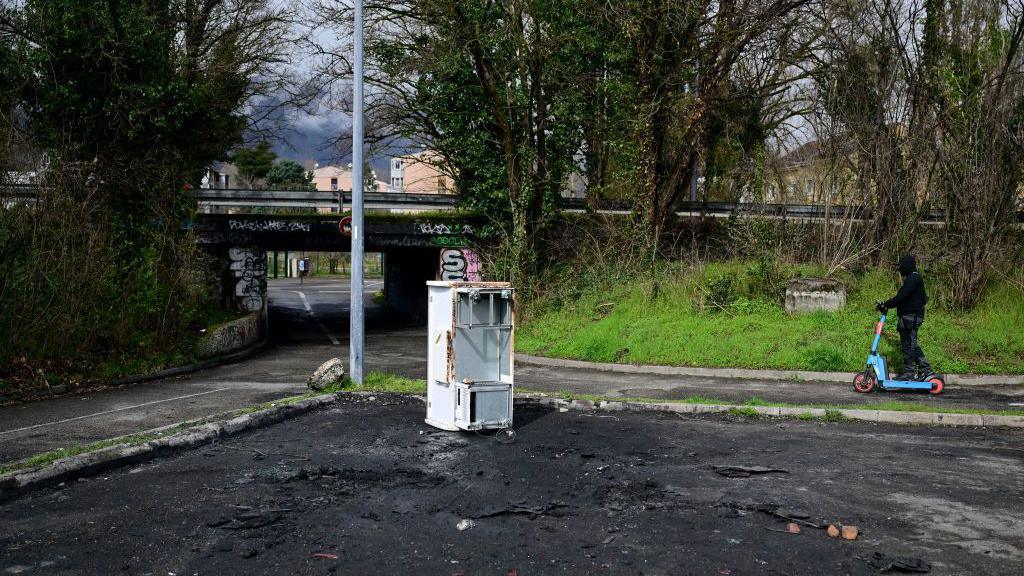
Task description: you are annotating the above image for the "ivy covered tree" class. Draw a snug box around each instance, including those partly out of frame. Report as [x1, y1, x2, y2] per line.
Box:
[232, 141, 278, 187]
[266, 159, 313, 190]
[0, 0, 296, 372]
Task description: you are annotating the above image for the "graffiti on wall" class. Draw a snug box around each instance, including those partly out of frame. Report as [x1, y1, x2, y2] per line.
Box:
[440, 248, 482, 282]
[229, 219, 311, 233]
[229, 247, 268, 312]
[418, 223, 475, 235]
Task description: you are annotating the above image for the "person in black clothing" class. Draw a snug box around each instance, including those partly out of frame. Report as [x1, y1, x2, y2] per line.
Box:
[876, 254, 933, 380]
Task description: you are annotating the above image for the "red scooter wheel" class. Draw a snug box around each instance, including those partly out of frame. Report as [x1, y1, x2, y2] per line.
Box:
[853, 372, 876, 393]
[928, 377, 944, 395]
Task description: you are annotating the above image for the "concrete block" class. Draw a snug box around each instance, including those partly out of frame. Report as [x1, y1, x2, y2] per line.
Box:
[197, 313, 262, 358]
[785, 278, 846, 314]
[308, 358, 345, 391]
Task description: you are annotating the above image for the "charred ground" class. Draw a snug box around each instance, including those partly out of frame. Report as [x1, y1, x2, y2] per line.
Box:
[2, 395, 1022, 575]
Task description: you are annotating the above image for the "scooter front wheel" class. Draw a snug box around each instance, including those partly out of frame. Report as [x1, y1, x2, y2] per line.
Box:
[928, 376, 944, 395]
[853, 371, 876, 393]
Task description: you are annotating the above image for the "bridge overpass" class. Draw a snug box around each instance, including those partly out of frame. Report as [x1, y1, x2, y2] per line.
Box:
[191, 212, 484, 323]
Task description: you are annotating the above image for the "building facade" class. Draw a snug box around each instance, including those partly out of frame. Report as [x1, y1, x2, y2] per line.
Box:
[387, 151, 454, 194]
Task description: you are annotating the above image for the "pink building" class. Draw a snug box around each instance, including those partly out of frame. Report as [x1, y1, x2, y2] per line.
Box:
[389, 151, 454, 194]
[311, 165, 387, 194]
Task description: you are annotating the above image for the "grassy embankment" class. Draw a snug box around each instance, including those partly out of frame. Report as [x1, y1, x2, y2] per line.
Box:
[518, 261, 1024, 375]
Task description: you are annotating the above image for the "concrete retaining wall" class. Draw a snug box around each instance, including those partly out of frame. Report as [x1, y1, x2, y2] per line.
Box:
[196, 313, 263, 359]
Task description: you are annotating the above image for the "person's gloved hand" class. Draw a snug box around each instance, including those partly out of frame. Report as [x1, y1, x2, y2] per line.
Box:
[875, 301, 888, 313]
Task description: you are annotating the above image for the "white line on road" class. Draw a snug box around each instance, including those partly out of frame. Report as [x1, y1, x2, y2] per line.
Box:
[294, 290, 341, 345]
[0, 388, 230, 437]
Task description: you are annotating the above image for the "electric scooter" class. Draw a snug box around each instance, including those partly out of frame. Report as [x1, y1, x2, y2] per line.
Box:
[853, 304, 944, 394]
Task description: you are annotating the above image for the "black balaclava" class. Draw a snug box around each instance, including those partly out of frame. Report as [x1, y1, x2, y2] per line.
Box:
[897, 254, 917, 277]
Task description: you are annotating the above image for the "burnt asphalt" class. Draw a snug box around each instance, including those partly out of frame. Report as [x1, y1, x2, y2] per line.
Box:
[3, 395, 1023, 575]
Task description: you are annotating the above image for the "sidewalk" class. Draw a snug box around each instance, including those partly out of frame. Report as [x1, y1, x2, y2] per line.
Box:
[4, 342, 1022, 469]
[514, 356, 1024, 414]
[517, 354, 1024, 386]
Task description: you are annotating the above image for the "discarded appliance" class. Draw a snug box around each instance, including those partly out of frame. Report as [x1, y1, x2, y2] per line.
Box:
[425, 281, 514, 431]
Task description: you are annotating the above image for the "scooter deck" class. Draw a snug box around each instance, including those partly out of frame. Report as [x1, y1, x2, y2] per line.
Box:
[879, 379, 933, 391]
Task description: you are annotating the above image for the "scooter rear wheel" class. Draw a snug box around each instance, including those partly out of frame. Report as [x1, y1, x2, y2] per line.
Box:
[928, 377, 944, 395]
[853, 371, 876, 393]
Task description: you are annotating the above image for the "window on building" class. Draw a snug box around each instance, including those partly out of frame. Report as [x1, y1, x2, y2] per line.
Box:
[223, 174, 230, 189]
[330, 177, 338, 191]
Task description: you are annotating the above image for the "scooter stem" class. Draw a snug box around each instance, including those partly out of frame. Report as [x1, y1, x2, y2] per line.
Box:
[870, 314, 886, 354]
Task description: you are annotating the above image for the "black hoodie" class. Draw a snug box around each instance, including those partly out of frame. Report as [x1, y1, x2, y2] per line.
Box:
[884, 255, 927, 316]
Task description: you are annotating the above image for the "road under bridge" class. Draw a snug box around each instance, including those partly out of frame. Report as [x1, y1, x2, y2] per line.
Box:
[193, 213, 483, 323]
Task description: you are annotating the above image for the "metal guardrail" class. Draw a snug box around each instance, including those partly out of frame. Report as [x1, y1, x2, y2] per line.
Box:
[190, 188, 458, 210]
[6, 185, 1023, 223]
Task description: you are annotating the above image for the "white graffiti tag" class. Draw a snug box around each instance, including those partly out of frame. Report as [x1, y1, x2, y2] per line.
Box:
[440, 248, 482, 282]
[228, 247, 268, 312]
[418, 223, 475, 235]
[229, 220, 311, 233]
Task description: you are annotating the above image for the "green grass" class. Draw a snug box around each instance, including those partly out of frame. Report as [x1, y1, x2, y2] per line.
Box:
[1, 433, 166, 475]
[333, 372, 427, 394]
[519, 261, 1024, 375]
[822, 409, 851, 422]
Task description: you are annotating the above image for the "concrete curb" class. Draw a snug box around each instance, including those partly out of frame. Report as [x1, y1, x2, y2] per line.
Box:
[516, 354, 1024, 387]
[0, 392, 339, 502]
[515, 393, 1024, 428]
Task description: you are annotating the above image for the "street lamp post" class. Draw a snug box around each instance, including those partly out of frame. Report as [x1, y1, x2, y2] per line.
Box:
[350, 0, 365, 384]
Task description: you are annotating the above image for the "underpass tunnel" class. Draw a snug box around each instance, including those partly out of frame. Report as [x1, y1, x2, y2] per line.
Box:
[261, 248, 439, 325]
[381, 249, 444, 324]
[199, 213, 485, 343]
[257, 247, 448, 347]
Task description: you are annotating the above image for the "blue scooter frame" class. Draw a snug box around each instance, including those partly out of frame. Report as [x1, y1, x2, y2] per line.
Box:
[853, 312, 944, 394]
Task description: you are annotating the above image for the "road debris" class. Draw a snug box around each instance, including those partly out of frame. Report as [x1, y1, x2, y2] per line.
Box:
[713, 465, 789, 478]
[827, 524, 840, 538]
[841, 525, 858, 540]
[787, 523, 801, 534]
[286, 464, 340, 482]
[867, 552, 931, 573]
[456, 519, 476, 531]
[757, 505, 824, 529]
[469, 500, 569, 520]
[206, 508, 287, 530]
[313, 553, 339, 560]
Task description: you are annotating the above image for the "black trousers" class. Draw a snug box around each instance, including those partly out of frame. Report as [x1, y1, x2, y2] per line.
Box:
[897, 313, 931, 374]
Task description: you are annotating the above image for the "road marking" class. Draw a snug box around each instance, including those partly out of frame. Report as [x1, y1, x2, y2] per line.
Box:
[0, 388, 230, 437]
[294, 290, 341, 346]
